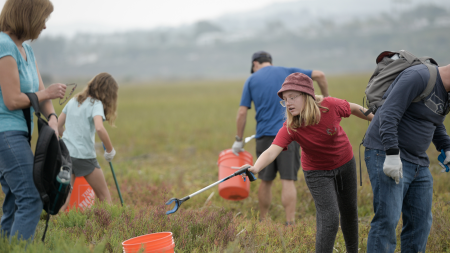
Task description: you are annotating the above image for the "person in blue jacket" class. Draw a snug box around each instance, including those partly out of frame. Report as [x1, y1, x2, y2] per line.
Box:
[363, 63, 450, 252]
[232, 51, 330, 225]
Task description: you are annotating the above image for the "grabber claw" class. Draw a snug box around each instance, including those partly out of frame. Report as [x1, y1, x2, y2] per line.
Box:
[165, 196, 190, 215]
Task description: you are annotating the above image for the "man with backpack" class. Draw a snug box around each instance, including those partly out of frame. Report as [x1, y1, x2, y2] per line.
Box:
[363, 51, 450, 252]
[232, 51, 329, 225]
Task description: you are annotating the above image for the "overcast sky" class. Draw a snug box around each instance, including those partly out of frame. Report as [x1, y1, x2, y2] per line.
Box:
[0, 0, 294, 36]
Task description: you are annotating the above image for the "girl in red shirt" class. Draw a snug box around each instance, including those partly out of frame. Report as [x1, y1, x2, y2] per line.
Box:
[243, 73, 373, 253]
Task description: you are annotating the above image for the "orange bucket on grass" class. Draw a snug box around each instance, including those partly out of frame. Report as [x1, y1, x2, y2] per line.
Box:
[67, 177, 95, 211]
[122, 232, 175, 253]
[217, 149, 254, 201]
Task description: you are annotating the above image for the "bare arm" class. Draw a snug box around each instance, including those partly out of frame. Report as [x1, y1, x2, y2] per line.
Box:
[246, 144, 284, 174]
[311, 70, 330, 97]
[350, 103, 373, 121]
[58, 112, 66, 137]
[0, 56, 66, 111]
[236, 106, 248, 139]
[94, 115, 113, 152]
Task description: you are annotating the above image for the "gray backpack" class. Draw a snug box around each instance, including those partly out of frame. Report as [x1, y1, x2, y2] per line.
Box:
[363, 50, 439, 116]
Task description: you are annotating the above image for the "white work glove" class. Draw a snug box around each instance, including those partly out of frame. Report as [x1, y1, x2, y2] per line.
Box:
[383, 154, 403, 184]
[232, 141, 244, 156]
[104, 148, 116, 163]
[438, 150, 450, 172]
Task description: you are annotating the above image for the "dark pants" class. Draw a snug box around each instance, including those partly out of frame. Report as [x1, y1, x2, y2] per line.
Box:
[303, 157, 359, 253]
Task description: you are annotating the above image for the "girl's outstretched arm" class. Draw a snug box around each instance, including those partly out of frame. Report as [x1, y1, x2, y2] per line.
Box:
[94, 115, 113, 152]
[58, 112, 66, 137]
[242, 144, 284, 174]
[350, 103, 374, 121]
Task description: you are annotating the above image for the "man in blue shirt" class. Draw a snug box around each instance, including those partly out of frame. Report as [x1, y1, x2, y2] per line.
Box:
[363, 63, 450, 252]
[232, 51, 329, 224]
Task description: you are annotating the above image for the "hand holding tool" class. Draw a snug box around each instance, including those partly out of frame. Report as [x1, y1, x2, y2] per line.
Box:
[438, 149, 450, 173]
[103, 144, 124, 206]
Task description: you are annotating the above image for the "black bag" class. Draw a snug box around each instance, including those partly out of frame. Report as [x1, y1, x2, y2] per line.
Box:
[363, 50, 439, 116]
[22, 93, 72, 242]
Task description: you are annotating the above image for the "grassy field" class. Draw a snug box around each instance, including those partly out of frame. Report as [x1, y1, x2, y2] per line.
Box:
[1, 74, 450, 252]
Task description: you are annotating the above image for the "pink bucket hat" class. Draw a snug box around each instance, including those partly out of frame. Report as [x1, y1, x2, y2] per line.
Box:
[277, 73, 315, 100]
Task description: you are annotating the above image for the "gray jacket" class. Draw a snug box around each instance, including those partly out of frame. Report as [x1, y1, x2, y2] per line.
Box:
[363, 64, 450, 166]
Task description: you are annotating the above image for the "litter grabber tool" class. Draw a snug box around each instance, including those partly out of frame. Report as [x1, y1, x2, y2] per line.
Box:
[438, 149, 450, 173]
[166, 166, 257, 215]
[103, 144, 124, 206]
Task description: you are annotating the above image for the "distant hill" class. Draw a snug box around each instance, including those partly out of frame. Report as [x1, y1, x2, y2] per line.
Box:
[31, 1, 450, 82]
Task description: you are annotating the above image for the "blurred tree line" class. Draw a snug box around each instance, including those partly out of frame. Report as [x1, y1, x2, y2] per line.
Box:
[31, 4, 450, 83]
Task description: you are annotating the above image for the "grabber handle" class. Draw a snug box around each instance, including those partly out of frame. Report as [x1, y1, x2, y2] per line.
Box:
[245, 169, 257, 181]
[234, 166, 257, 182]
[438, 149, 450, 172]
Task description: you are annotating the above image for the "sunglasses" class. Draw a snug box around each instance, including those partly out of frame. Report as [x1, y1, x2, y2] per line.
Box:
[59, 83, 77, 105]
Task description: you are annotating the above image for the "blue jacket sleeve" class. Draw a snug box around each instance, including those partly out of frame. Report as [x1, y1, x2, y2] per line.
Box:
[432, 124, 450, 152]
[378, 69, 428, 151]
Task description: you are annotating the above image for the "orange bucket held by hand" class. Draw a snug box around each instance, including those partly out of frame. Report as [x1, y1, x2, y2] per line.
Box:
[67, 176, 95, 211]
[217, 149, 254, 201]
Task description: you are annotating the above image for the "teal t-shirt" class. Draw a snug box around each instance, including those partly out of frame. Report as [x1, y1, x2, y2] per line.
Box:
[0, 32, 39, 134]
[62, 98, 106, 159]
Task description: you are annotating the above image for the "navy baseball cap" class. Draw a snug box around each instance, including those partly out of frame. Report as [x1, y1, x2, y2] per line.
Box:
[251, 51, 272, 73]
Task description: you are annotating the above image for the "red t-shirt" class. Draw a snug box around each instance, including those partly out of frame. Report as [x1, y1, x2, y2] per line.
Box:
[273, 97, 353, 171]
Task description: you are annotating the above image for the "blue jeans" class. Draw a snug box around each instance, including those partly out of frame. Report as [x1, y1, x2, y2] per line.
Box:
[364, 148, 433, 253]
[0, 131, 43, 241]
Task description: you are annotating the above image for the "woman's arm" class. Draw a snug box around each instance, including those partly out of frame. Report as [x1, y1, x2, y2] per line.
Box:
[94, 115, 113, 152]
[58, 112, 66, 137]
[0, 57, 66, 111]
[350, 103, 374, 121]
[243, 144, 284, 174]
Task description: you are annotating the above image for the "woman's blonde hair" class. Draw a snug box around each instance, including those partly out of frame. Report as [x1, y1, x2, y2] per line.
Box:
[285, 93, 329, 133]
[0, 0, 53, 41]
[76, 73, 119, 126]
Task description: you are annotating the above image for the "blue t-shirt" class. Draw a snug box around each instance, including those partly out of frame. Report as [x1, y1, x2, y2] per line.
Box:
[62, 98, 106, 159]
[363, 65, 450, 166]
[0, 32, 39, 134]
[240, 66, 312, 138]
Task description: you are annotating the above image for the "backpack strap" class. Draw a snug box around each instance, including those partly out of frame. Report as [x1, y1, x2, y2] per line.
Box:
[22, 107, 32, 145]
[398, 50, 417, 65]
[41, 206, 50, 242]
[21, 93, 40, 144]
[412, 63, 438, 103]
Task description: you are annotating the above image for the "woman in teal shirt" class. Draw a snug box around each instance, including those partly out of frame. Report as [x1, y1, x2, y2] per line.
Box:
[0, 0, 67, 241]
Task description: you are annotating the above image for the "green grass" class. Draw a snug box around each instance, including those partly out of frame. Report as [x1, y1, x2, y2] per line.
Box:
[1, 74, 450, 252]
